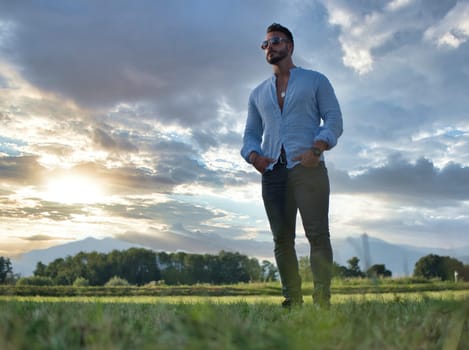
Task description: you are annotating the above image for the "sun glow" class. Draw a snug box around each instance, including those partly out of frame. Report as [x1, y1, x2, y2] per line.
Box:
[44, 175, 106, 204]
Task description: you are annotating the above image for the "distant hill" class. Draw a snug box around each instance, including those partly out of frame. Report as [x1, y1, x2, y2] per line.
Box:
[9, 235, 469, 277]
[331, 235, 469, 278]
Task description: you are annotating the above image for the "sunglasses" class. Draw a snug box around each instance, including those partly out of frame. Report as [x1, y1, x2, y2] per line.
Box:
[261, 37, 290, 50]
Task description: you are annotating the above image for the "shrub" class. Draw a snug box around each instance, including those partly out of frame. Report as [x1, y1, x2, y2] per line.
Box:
[414, 254, 464, 281]
[73, 277, 89, 287]
[143, 280, 166, 287]
[105, 276, 130, 287]
[16, 276, 54, 286]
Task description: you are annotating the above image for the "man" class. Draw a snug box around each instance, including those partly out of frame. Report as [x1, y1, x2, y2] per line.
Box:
[241, 23, 343, 308]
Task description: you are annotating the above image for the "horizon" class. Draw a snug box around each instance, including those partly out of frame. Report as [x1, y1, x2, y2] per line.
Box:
[1, 1, 469, 258]
[10, 234, 469, 278]
[11, 233, 469, 257]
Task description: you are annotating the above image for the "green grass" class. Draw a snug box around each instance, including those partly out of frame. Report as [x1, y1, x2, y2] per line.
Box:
[1, 289, 468, 304]
[2, 279, 468, 297]
[0, 291, 468, 349]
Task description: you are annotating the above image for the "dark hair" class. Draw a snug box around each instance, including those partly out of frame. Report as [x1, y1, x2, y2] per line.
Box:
[266, 23, 294, 48]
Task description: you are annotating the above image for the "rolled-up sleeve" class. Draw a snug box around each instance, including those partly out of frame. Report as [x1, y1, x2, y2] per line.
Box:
[314, 74, 343, 149]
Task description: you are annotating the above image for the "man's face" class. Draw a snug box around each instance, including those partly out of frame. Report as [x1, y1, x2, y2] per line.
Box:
[263, 31, 290, 65]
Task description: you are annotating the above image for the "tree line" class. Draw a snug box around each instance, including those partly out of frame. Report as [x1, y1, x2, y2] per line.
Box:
[1, 250, 468, 286]
[30, 249, 278, 286]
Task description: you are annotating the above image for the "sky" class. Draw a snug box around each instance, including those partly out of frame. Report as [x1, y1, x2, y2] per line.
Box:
[1, 0, 468, 261]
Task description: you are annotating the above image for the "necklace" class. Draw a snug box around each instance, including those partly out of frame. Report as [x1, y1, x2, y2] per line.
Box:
[280, 91, 286, 98]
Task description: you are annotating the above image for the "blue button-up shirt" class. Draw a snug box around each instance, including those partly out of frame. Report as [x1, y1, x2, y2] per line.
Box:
[241, 67, 343, 170]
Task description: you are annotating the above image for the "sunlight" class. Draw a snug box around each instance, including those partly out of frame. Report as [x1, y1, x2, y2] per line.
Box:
[44, 175, 105, 204]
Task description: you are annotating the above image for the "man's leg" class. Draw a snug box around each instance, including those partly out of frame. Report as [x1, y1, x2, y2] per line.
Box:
[262, 163, 302, 304]
[289, 163, 332, 307]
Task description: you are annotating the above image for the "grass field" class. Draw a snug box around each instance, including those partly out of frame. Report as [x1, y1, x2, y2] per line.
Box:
[0, 285, 468, 349]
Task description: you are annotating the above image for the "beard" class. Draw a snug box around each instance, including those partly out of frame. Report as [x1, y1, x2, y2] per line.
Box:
[266, 47, 289, 64]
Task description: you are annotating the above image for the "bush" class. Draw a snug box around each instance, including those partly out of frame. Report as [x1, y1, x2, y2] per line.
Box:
[414, 254, 464, 281]
[105, 276, 130, 287]
[73, 277, 89, 287]
[142, 280, 166, 287]
[16, 276, 54, 286]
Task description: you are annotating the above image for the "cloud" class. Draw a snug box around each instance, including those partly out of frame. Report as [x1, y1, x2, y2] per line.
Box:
[349, 207, 469, 248]
[91, 126, 138, 153]
[1, 0, 469, 254]
[0, 0, 282, 115]
[0, 155, 46, 185]
[322, 0, 394, 74]
[321, 0, 461, 74]
[386, 0, 413, 11]
[424, 1, 469, 48]
[19, 235, 72, 241]
[331, 154, 469, 204]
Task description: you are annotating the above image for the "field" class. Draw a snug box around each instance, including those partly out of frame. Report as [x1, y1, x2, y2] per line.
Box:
[0, 281, 468, 349]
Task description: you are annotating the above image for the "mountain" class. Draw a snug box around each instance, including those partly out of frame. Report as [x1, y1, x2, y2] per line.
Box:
[9, 235, 469, 277]
[331, 235, 469, 277]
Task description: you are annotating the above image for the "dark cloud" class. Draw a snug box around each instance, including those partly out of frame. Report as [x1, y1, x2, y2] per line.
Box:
[330, 154, 469, 204]
[420, 0, 459, 19]
[0, 155, 46, 185]
[344, 97, 433, 143]
[91, 126, 138, 153]
[192, 129, 244, 151]
[0, 0, 285, 122]
[191, 130, 219, 151]
[1, 1, 469, 251]
[19, 234, 72, 241]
